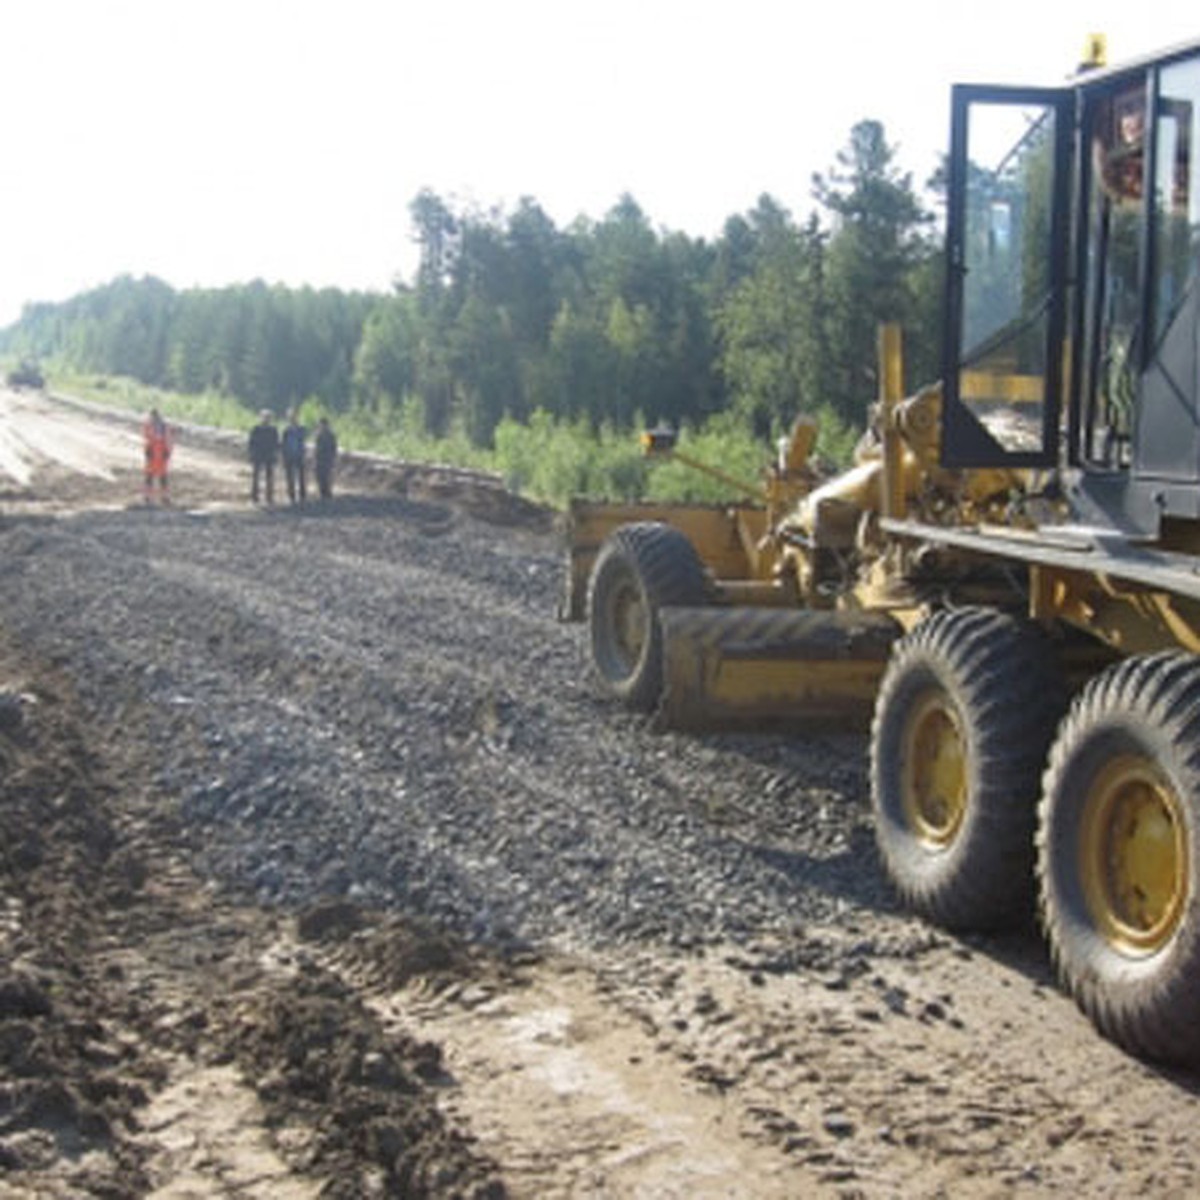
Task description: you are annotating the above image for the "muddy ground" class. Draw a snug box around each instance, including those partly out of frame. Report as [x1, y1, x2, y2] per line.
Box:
[1, 386, 1199, 1198]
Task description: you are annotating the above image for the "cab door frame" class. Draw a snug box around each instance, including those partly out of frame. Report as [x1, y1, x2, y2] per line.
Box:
[941, 84, 1075, 470]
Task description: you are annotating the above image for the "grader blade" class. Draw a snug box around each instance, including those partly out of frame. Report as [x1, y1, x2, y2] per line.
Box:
[657, 608, 902, 731]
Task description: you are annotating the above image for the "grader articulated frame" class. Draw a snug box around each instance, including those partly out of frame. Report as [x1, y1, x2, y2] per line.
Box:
[562, 37, 1200, 1068]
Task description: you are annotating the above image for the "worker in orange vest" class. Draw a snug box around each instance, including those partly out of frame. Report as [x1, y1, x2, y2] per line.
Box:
[142, 408, 173, 505]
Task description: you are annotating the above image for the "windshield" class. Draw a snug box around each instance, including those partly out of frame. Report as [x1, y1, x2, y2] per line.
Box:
[947, 92, 1067, 462]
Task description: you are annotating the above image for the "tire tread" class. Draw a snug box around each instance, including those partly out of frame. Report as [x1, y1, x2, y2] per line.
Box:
[1038, 652, 1200, 1066]
[872, 607, 1066, 930]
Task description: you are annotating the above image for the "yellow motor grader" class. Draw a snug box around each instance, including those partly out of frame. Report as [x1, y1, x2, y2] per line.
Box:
[562, 37, 1200, 1067]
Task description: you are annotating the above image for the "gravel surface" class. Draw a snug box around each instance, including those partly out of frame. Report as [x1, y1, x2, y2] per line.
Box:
[0, 497, 886, 955]
[5, 391, 1200, 1197]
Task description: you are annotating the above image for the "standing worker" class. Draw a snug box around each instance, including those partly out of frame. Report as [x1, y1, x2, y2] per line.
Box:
[248, 409, 280, 505]
[314, 417, 338, 501]
[281, 408, 308, 505]
[142, 408, 173, 505]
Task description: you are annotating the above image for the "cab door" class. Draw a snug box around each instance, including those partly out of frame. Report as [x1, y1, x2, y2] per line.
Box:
[1131, 55, 1200, 483]
[942, 85, 1074, 469]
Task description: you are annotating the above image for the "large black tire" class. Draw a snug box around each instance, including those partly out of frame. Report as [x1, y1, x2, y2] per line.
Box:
[586, 522, 711, 711]
[870, 608, 1066, 930]
[1037, 654, 1200, 1066]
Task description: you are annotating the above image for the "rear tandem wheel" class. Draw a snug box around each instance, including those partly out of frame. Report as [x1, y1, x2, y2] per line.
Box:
[870, 607, 1066, 930]
[586, 522, 711, 711]
[1037, 654, 1200, 1066]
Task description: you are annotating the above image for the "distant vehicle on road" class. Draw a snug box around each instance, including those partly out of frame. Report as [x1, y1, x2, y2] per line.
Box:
[6, 360, 45, 390]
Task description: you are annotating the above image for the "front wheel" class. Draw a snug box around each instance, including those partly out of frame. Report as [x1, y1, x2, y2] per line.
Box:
[1038, 654, 1200, 1066]
[586, 522, 710, 711]
[871, 608, 1065, 930]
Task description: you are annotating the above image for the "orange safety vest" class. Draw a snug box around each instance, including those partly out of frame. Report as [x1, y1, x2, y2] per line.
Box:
[143, 418, 172, 478]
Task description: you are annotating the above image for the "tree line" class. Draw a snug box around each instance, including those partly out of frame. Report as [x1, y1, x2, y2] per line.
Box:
[4, 277, 375, 415]
[2, 120, 944, 472]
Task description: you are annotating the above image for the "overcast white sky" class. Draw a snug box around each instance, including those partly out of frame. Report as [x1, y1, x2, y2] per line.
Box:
[0, 1, 1195, 328]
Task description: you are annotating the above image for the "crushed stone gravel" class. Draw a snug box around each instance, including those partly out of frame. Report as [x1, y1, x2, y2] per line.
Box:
[0, 497, 893, 960]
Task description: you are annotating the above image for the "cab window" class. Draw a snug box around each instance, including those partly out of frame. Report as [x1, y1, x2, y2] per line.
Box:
[1080, 54, 1200, 477]
[1081, 82, 1146, 468]
[1153, 58, 1200, 348]
[942, 87, 1070, 468]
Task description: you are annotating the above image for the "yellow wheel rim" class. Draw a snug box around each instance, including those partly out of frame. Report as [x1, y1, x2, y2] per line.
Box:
[901, 689, 967, 847]
[608, 578, 647, 670]
[1081, 755, 1188, 954]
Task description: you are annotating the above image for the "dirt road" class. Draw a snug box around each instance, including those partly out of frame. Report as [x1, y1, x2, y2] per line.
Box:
[2, 386, 1199, 1198]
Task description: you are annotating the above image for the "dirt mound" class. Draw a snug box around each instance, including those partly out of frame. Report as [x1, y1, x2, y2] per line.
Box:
[0, 637, 508, 1197]
[299, 902, 487, 990]
[389, 463, 557, 532]
[225, 968, 504, 1199]
[0, 656, 154, 1192]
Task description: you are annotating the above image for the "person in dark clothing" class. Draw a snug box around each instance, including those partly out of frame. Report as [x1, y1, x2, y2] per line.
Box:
[248, 410, 280, 505]
[314, 417, 338, 501]
[281, 408, 307, 505]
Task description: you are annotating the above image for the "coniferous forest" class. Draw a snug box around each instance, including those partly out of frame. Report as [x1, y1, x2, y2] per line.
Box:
[0, 121, 945, 505]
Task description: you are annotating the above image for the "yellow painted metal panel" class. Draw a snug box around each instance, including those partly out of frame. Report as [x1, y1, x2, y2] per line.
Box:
[561, 500, 765, 620]
[657, 607, 901, 730]
[959, 371, 1045, 403]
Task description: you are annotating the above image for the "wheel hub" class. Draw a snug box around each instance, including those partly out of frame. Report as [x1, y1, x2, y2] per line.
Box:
[1082, 755, 1187, 954]
[901, 689, 967, 847]
[609, 579, 647, 669]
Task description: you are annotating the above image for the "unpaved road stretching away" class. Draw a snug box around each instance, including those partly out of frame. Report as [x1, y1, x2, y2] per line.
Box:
[2, 385, 1199, 1198]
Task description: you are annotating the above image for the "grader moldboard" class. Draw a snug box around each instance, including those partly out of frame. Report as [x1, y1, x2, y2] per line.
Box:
[562, 37, 1200, 1068]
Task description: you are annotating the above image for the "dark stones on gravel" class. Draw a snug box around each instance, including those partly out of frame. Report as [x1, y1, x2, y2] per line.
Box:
[0, 498, 888, 967]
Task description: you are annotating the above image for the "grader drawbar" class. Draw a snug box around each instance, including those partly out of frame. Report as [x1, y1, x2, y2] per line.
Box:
[562, 35, 1200, 1068]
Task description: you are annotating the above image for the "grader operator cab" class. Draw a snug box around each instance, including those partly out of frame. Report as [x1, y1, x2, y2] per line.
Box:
[562, 37, 1200, 1067]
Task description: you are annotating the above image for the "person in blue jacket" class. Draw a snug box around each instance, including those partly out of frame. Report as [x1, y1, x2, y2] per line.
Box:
[281, 408, 307, 505]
